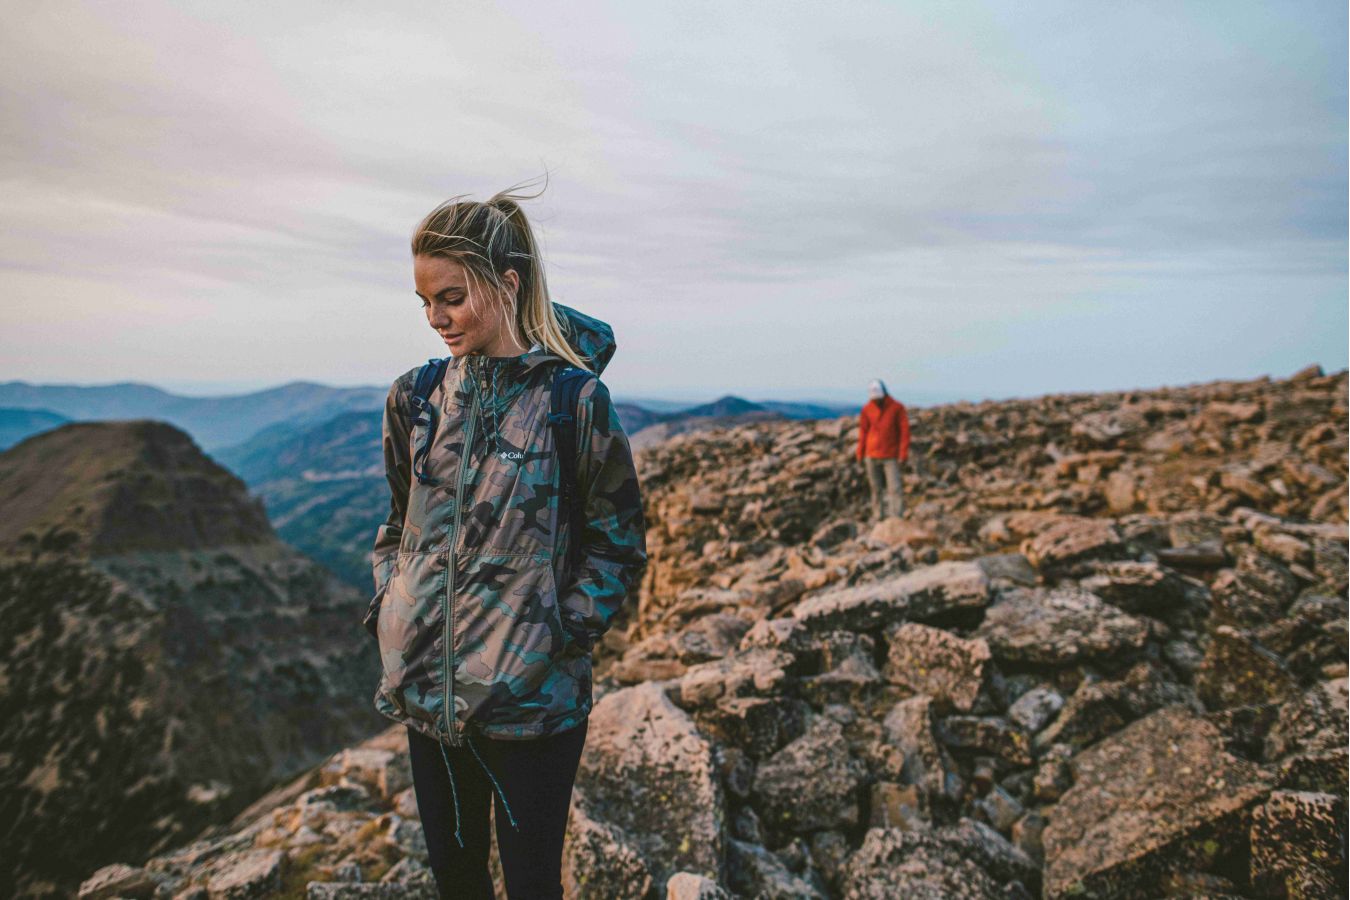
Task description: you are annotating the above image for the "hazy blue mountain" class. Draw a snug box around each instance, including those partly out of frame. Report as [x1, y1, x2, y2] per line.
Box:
[0, 380, 384, 451]
[758, 400, 857, 419]
[614, 402, 675, 435]
[620, 395, 858, 419]
[0, 407, 70, 450]
[632, 394, 855, 422]
[681, 395, 769, 418]
[615, 396, 705, 413]
[210, 410, 386, 589]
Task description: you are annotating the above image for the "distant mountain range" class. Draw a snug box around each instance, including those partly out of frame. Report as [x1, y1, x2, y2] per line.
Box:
[0, 380, 861, 591]
[0, 380, 859, 451]
[0, 380, 385, 451]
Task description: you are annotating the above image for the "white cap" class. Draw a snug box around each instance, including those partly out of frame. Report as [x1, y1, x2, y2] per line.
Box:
[867, 379, 885, 399]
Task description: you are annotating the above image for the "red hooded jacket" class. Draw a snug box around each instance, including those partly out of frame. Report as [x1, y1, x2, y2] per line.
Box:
[857, 395, 910, 462]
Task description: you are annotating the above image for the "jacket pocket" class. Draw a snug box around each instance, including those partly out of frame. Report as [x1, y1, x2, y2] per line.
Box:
[454, 552, 578, 729]
[550, 579, 589, 658]
[363, 554, 400, 639]
[377, 550, 448, 722]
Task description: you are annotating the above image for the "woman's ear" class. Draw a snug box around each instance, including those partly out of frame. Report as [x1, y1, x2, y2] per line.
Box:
[502, 268, 520, 300]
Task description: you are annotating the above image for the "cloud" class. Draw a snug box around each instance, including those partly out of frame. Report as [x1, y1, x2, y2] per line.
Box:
[0, 0, 1344, 399]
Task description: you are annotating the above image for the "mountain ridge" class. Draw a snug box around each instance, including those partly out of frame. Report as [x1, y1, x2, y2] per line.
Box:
[0, 420, 386, 898]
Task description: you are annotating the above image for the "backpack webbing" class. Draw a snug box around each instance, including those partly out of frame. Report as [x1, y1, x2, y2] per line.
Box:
[547, 366, 596, 576]
[409, 356, 451, 486]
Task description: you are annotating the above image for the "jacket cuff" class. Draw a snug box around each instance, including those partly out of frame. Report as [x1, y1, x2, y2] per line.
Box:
[559, 607, 598, 652]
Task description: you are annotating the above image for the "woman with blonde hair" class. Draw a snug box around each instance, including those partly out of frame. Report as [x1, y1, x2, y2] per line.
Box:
[364, 176, 647, 898]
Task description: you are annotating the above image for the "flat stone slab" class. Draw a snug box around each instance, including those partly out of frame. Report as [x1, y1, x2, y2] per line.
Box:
[791, 562, 991, 633]
[974, 586, 1149, 666]
[1041, 704, 1275, 899]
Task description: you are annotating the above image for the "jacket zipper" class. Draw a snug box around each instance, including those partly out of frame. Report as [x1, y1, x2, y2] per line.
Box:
[445, 367, 480, 746]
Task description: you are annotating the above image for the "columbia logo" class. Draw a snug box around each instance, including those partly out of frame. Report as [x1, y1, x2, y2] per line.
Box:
[498, 450, 524, 461]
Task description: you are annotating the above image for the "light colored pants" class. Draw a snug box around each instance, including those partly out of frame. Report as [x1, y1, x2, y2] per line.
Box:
[864, 457, 904, 519]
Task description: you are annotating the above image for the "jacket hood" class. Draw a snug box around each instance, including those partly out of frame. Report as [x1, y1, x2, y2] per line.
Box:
[547, 302, 617, 375]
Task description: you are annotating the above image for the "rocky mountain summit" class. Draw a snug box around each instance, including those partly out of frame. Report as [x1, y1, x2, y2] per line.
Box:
[0, 422, 386, 900]
[80, 365, 1346, 899]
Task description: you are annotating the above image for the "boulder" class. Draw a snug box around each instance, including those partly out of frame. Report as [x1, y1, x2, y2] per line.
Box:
[972, 552, 1039, 588]
[666, 871, 733, 900]
[737, 616, 816, 657]
[668, 647, 795, 710]
[1034, 661, 1201, 750]
[671, 613, 752, 664]
[1252, 592, 1349, 685]
[934, 716, 1032, 767]
[881, 697, 963, 806]
[205, 849, 286, 899]
[797, 632, 885, 708]
[1076, 561, 1190, 615]
[1208, 569, 1286, 629]
[77, 864, 158, 900]
[562, 791, 654, 900]
[751, 717, 866, 834]
[1263, 677, 1348, 795]
[1194, 625, 1300, 710]
[696, 695, 809, 760]
[838, 824, 1034, 899]
[880, 622, 991, 713]
[1070, 408, 1147, 449]
[1006, 686, 1065, 735]
[575, 682, 724, 889]
[1041, 705, 1275, 899]
[973, 586, 1149, 666]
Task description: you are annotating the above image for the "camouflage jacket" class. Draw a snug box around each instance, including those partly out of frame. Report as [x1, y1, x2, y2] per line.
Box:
[364, 304, 647, 745]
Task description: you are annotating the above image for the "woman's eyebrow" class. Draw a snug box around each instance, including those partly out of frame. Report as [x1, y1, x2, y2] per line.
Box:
[413, 286, 466, 300]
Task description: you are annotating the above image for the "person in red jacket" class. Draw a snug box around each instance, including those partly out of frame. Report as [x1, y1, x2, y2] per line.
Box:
[856, 378, 910, 520]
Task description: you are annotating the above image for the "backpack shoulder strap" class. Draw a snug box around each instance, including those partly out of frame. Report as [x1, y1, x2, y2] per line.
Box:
[548, 365, 595, 573]
[409, 356, 450, 485]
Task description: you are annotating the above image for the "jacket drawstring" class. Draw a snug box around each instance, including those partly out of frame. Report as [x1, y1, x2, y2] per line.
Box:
[487, 364, 503, 457]
[437, 734, 521, 847]
[469, 357, 506, 459]
[468, 733, 520, 831]
[437, 741, 466, 849]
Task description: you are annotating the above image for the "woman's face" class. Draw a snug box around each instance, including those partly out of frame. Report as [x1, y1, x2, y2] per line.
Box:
[413, 254, 520, 357]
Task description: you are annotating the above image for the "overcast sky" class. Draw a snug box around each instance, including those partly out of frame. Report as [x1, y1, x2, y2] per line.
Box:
[2, 0, 1345, 407]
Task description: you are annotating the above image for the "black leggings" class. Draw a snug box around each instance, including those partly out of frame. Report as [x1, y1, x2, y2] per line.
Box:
[405, 720, 589, 899]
